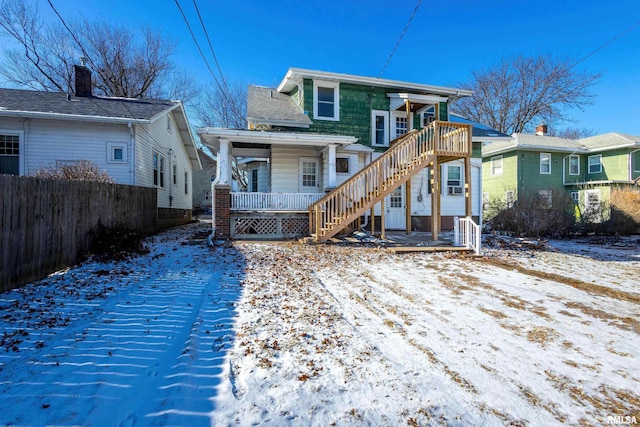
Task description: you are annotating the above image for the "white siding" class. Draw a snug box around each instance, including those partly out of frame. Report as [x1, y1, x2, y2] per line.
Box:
[270, 146, 320, 193]
[135, 111, 193, 210]
[0, 117, 132, 183]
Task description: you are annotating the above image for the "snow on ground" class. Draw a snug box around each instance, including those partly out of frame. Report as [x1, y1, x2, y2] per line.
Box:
[1, 225, 639, 426]
[0, 223, 246, 426]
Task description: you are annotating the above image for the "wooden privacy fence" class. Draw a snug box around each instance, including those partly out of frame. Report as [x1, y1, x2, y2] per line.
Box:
[0, 175, 157, 292]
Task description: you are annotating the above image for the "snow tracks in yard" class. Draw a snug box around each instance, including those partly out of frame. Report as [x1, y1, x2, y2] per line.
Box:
[216, 241, 639, 427]
[0, 223, 246, 427]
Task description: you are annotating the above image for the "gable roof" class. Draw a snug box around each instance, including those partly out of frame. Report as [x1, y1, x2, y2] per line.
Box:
[247, 85, 312, 128]
[483, 133, 585, 157]
[0, 88, 179, 124]
[277, 68, 473, 100]
[0, 87, 201, 169]
[579, 132, 640, 151]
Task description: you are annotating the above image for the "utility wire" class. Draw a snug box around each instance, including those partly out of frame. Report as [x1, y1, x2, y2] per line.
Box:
[571, 19, 640, 68]
[378, 0, 422, 78]
[173, 0, 225, 94]
[192, 0, 228, 92]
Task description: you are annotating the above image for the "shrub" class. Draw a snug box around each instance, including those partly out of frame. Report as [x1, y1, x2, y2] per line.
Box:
[484, 190, 576, 238]
[33, 160, 115, 183]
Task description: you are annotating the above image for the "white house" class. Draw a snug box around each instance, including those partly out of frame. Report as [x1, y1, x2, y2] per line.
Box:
[0, 65, 201, 224]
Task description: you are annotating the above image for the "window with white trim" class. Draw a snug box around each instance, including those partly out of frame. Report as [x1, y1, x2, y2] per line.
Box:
[491, 155, 503, 176]
[540, 153, 551, 174]
[250, 169, 258, 192]
[505, 190, 515, 208]
[588, 155, 602, 174]
[336, 157, 349, 174]
[421, 106, 436, 127]
[153, 151, 165, 188]
[0, 133, 20, 175]
[569, 155, 579, 175]
[570, 191, 579, 202]
[106, 142, 127, 163]
[371, 110, 389, 147]
[585, 189, 601, 211]
[391, 111, 409, 140]
[446, 165, 463, 196]
[482, 192, 490, 211]
[538, 190, 552, 208]
[313, 80, 339, 120]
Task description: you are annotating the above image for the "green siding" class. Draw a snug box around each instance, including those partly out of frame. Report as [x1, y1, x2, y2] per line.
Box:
[517, 151, 566, 195]
[438, 102, 448, 121]
[585, 148, 630, 181]
[295, 80, 390, 146]
[633, 150, 640, 180]
[482, 152, 518, 201]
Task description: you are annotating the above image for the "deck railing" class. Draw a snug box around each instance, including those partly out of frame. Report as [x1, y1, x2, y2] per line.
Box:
[231, 192, 324, 211]
[309, 120, 472, 242]
[454, 216, 481, 255]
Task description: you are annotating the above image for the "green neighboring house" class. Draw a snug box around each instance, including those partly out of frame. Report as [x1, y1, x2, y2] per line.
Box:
[198, 68, 511, 240]
[482, 130, 640, 217]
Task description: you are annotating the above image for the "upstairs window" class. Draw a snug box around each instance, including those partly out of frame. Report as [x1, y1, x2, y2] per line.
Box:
[371, 110, 389, 147]
[569, 155, 580, 175]
[491, 155, 503, 176]
[540, 153, 551, 174]
[588, 154, 602, 174]
[313, 80, 339, 121]
[422, 106, 436, 127]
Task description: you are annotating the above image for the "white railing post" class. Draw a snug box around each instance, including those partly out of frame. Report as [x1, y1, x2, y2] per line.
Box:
[453, 216, 460, 246]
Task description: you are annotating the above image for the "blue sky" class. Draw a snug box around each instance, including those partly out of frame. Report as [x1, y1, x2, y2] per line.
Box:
[14, 0, 640, 135]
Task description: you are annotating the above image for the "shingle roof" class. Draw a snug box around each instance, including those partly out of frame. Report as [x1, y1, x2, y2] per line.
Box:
[247, 85, 312, 127]
[579, 132, 640, 150]
[0, 88, 178, 122]
[482, 133, 586, 156]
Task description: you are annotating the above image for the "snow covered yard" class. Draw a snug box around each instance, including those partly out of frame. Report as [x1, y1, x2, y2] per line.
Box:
[0, 225, 638, 427]
[0, 223, 246, 426]
[216, 238, 640, 426]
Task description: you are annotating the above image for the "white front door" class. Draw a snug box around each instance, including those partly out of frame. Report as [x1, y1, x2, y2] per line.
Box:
[385, 185, 405, 230]
[299, 158, 320, 193]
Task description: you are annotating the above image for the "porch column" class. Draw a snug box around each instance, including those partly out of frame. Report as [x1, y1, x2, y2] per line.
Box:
[216, 138, 233, 185]
[406, 179, 412, 234]
[464, 157, 472, 217]
[327, 144, 337, 189]
[431, 158, 440, 241]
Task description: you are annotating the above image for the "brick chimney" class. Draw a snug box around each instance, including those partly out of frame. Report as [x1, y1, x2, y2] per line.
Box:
[74, 63, 92, 97]
[535, 124, 548, 136]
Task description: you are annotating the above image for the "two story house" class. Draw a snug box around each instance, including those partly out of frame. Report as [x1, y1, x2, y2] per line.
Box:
[199, 68, 508, 241]
[482, 126, 640, 219]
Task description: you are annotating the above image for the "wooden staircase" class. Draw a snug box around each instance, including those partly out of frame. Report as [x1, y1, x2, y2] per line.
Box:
[309, 121, 472, 242]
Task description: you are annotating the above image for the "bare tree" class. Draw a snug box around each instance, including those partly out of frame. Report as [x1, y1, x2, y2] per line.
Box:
[0, 0, 197, 100]
[194, 80, 247, 129]
[453, 55, 600, 135]
[550, 127, 595, 140]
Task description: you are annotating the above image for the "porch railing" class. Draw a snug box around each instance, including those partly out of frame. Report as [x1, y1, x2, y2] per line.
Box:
[454, 216, 481, 255]
[231, 192, 324, 211]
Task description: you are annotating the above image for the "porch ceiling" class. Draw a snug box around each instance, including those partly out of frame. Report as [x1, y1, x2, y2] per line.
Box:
[198, 127, 358, 153]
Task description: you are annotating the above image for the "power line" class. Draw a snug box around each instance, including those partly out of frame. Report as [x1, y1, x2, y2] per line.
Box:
[192, 0, 228, 92]
[571, 19, 640, 68]
[173, 0, 225, 94]
[378, 0, 422, 78]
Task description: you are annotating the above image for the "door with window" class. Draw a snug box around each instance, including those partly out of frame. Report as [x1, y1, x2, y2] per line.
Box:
[299, 158, 320, 193]
[385, 185, 405, 230]
[391, 111, 410, 140]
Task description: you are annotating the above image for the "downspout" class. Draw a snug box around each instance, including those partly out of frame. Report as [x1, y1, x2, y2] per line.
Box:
[128, 123, 136, 185]
[629, 149, 640, 182]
